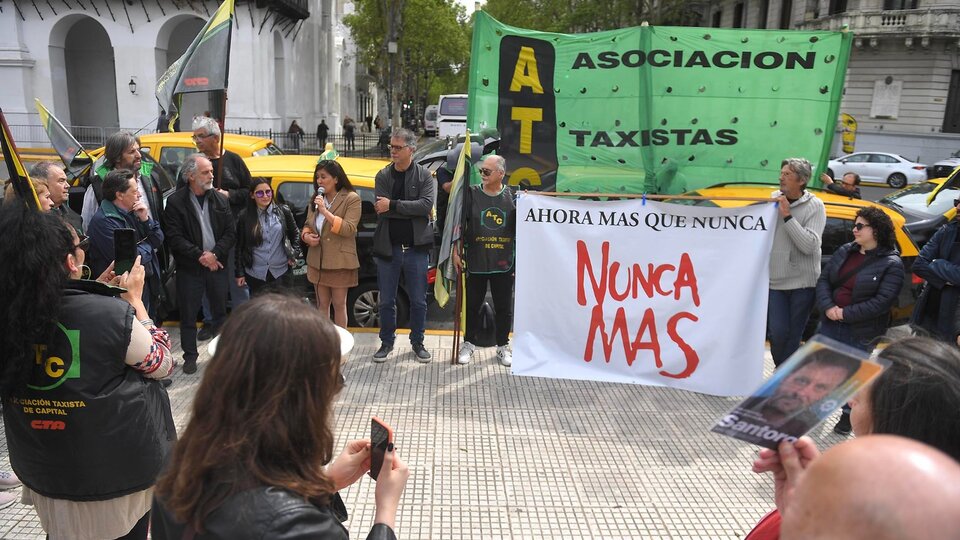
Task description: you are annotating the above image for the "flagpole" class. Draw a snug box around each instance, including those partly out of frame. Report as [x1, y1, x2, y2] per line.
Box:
[216, 89, 227, 189]
[452, 244, 463, 365]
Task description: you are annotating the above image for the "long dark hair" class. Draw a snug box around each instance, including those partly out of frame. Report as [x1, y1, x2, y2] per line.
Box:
[312, 160, 355, 208]
[870, 337, 960, 460]
[856, 206, 896, 251]
[240, 178, 273, 246]
[0, 205, 74, 398]
[155, 294, 343, 530]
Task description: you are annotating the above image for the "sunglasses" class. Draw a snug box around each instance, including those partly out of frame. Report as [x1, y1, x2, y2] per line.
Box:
[254, 189, 273, 198]
[389, 144, 408, 151]
[479, 168, 495, 176]
[191, 133, 215, 141]
[75, 234, 90, 253]
[853, 223, 871, 231]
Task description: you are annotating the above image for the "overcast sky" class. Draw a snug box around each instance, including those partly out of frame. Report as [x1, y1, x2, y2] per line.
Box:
[459, 0, 479, 15]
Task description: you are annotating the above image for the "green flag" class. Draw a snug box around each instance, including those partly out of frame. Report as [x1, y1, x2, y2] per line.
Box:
[156, 0, 235, 130]
[467, 12, 852, 194]
[434, 133, 471, 309]
[34, 98, 89, 168]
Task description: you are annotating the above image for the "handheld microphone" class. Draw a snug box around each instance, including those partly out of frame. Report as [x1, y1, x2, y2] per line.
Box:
[314, 186, 325, 212]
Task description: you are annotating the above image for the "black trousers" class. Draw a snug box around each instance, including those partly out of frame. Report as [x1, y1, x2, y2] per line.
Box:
[177, 266, 228, 361]
[246, 268, 292, 297]
[465, 272, 514, 347]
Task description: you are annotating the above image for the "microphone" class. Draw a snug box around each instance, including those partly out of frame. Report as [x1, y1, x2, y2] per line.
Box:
[314, 186, 325, 212]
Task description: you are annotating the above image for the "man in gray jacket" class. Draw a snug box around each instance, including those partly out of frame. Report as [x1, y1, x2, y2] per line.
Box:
[768, 158, 826, 366]
[372, 128, 436, 363]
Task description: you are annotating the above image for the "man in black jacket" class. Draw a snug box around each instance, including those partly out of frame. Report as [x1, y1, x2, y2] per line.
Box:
[164, 154, 236, 374]
[30, 161, 83, 234]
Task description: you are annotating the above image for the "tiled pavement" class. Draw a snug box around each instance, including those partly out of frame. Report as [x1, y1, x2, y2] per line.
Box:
[0, 329, 854, 539]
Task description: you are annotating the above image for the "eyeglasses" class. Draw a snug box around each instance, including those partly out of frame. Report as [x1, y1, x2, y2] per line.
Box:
[841, 182, 857, 188]
[479, 168, 495, 176]
[389, 144, 408, 151]
[74, 234, 90, 253]
[191, 133, 215, 141]
[853, 223, 871, 231]
[254, 189, 273, 198]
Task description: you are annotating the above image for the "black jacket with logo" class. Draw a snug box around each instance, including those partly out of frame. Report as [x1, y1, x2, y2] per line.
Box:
[2, 280, 175, 500]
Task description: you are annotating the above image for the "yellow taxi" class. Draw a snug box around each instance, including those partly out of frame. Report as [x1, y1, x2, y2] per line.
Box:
[243, 154, 436, 328]
[89, 132, 281, 179]
[675, 183, 920, 326]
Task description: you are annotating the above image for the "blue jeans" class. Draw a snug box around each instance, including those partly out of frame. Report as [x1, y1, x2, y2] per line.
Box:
[376, 245, 429, 346]
[816, 319, 874, 354]
[767, 287, 816, 366]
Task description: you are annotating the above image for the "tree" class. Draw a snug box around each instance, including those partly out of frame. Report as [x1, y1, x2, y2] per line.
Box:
[345, 0, 470, 125]
[481, 0, 704, 33]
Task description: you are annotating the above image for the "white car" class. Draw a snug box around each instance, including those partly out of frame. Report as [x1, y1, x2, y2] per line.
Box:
[930, 150, 960, 179]
[827, 152, 928, 188]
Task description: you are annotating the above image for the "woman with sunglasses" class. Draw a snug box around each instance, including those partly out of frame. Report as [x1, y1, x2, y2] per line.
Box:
[235, 178, 300, 297]
[0, 204, 174, 540]
[814, 206, 903, 434]
[301, 160, 361, 327]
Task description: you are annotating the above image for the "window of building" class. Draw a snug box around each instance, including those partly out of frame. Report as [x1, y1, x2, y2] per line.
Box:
[828, 0, 847, 15]
[758, 0, 770, 28]
[779, 0, 793, 28]
[733, 2, 745, 27]
[712, 9, 723, 27]
[883, 0, 918, 9]
[944, 70, 960, 134]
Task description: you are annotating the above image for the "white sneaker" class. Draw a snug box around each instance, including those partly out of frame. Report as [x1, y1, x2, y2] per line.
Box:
[0, 490, 17, 510]
[0, 471, 20, 489]
[496, 345, 512, 367]
[457, 342, 476, 365]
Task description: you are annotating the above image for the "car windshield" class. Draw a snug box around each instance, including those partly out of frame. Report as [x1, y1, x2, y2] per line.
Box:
[881, 182, 960, 218]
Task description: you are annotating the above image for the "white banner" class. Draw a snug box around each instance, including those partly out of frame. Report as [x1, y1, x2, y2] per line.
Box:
[513, 194, 778, 396]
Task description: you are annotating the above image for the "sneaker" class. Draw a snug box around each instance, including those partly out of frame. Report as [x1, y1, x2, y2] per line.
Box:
[183, 358, 198, 375]
[457, 342, 476, 365]
[0, 490, 17, 510]
[412, 343, 432, 363]
[197, 326, 214, 341]
[496, 345, 512, 367]
[373, 343, 393, 363]
[833, 411, 852, 435]
[0, 471, 21, 489]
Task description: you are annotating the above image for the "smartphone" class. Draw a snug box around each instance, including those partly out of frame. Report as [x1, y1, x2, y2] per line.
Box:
[369, 416, 394, 481]
[113, 228, 137, 275]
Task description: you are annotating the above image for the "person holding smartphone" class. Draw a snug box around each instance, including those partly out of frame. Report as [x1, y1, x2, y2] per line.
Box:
[151, 294, 409, 539]
[87, 168, 165, 318]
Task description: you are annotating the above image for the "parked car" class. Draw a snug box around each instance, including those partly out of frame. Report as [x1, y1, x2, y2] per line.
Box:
[827, 152, 928, 188]
[879, 168, 960, 247]
[88, 132, 282, 180]
[243, 154, 437, 328]
[672, 183, 921, 334]
[930, 150, 960, 179]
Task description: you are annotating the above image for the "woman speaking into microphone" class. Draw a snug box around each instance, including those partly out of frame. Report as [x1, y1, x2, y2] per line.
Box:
[301, 159, 362, 327]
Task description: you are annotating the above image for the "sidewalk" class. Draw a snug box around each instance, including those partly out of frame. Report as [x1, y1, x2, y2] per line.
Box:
[0, 330, 851, 539]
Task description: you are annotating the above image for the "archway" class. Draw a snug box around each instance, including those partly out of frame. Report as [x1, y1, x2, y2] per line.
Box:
[156, 15, 207, 128]
[49, 15, 118, 131]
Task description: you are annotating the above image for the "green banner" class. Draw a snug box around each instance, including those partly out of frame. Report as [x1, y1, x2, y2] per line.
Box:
[467, 12, 852, 194]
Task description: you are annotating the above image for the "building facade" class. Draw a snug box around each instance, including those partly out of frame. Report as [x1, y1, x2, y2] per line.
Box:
[699, 0, 960, 165]
[0, 0, 377, 145]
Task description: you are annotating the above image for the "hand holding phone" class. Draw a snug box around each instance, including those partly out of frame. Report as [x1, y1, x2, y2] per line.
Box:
[369, 416, 394, 481]
[113, 228, 138, 275]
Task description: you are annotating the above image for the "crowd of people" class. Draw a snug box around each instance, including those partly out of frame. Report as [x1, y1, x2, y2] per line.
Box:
[3, 131, 960, 539]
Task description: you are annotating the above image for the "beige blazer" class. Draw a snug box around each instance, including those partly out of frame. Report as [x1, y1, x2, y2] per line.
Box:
[303, 189, 362, 282]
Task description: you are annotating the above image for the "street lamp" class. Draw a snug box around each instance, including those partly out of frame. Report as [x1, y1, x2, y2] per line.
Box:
[128, 78, 137, 95]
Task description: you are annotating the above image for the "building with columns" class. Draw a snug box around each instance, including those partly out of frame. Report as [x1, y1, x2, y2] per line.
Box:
[698, 0, 960, 164]
[0, 0, 378, 145]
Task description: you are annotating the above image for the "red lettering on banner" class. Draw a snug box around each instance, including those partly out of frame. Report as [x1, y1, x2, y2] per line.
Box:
[577, 240, 701, 378]
[184, 77, 210, 87]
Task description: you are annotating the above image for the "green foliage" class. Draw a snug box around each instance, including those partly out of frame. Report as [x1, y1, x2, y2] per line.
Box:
[345, 0, 471, 101]
[481, 0, 703, 33]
